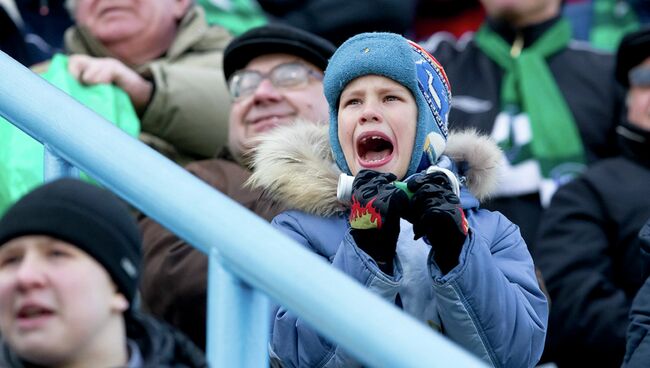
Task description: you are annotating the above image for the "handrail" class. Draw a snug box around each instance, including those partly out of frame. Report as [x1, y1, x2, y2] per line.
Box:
[0, 51, 486, 367]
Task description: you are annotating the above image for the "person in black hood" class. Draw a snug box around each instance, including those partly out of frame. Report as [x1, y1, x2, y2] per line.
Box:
[423, 0, 624, 253]
[534, 27, 650, 368]
[0, 178, 206, 368]
[620, 27, 650, 368]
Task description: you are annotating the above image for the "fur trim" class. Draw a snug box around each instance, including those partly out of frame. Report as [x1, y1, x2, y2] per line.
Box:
[246, 121, 344, 217]
[444, 129, 501, 201]
[247, 122, 501, 216]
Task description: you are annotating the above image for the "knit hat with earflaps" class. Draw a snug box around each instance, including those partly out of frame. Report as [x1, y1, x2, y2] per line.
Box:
[0, 178, 142, 308]
[324, 32, 452, 179]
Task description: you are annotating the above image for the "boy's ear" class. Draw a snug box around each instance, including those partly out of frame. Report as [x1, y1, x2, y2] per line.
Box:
[111, 293, 130, 313]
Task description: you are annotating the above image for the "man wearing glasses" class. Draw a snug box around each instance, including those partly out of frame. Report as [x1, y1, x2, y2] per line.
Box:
[138, 24, 335, 349]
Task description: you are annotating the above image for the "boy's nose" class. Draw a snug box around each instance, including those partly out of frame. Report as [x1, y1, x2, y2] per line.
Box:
[359, 103, 382, 124]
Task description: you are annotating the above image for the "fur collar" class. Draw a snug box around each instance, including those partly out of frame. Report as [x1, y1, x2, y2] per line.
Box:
[247, 121, 501, 217]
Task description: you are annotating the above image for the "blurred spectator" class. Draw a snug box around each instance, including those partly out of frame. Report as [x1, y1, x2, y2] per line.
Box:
[139, 24, 335, 348]
[17, 0, 73, 55]
[0, 178, 207, 367]
[424, 0, 623, 252]
[64, 0, 232, 161]
[413, 0, 485, 40]
[0, 0, 72, 66]
[257, 0, 417, 45]
[624, 219, 650, 368]
[196, 0, 267, 35]
[535, 27, 650, 367]
[563, 0, 643, 51]
[0, 4, 32, 65]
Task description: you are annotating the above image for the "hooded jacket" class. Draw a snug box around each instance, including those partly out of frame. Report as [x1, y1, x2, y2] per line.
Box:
[248, 123, 548, 368]
[64, 6, 232, 160]
[0, 311, 207, 368]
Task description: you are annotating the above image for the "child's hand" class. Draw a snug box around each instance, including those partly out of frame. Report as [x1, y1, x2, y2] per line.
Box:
[405, 171, 468, 274]
[348, 170, 409, 274]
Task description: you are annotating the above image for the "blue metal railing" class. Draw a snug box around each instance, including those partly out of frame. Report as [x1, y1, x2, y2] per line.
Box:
[0, 51, 486, 367]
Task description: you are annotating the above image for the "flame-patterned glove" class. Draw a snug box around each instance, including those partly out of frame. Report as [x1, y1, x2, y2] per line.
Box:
[349, 170, 409, 274]
[405, 171, 469, 274]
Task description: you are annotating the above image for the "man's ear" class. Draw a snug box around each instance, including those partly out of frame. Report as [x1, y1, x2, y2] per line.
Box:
[173, 0, 193, 20]
[111, 293, 130, 313]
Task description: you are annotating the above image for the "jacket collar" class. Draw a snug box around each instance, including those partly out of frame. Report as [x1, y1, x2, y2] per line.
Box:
[617, 122, 650, 168]
[247, 122, 502, 217]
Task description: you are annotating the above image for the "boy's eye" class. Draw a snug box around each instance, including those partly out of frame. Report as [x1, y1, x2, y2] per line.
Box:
[343, 98, 361, 107]
[384, 95, 400, 102]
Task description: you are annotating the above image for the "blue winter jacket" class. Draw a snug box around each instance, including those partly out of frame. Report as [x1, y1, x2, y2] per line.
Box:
[271, 191, 547, 367]
[248, 124, 548, 368]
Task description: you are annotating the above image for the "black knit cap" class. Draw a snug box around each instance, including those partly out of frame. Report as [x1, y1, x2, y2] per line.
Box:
[615, 27, 650, 87]
[0, 179, 141, 306]
[223, 23, 337, 81]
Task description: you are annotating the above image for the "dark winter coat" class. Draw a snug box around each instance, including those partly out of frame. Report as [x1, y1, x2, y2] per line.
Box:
[625, 219, 650, 368]
[139, 157, 282, 349]
[534, 123, 650, 367]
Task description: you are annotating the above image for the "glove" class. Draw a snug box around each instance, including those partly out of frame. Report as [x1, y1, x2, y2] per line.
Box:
[349, 170, 409, 274]
[405, 171, 468, 274]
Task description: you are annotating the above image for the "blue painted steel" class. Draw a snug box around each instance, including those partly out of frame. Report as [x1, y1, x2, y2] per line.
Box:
[208, 248, 271, 367]
[44, 145, 79, 181]
[0, 51, 487, 367]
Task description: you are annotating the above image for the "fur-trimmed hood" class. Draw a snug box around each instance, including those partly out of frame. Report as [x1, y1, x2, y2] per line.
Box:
[247, 121, 501, 217]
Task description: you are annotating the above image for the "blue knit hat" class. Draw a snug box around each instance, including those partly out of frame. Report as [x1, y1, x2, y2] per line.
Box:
[324, 32, 452, 178]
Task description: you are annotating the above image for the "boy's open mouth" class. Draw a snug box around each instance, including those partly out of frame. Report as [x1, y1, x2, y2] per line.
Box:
[356, 134, 394, 166]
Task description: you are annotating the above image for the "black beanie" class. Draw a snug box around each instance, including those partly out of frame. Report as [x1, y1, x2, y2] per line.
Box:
[0, 179, 142, 305]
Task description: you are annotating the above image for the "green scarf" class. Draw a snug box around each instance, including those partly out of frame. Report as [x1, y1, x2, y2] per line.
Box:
[474, 19, 586, 178]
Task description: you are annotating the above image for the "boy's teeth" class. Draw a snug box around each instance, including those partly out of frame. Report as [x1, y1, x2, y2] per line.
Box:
[364, 151, 388, 162]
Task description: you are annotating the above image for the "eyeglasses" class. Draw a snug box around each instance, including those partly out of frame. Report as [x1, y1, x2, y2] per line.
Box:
[228, 62, 323, 101]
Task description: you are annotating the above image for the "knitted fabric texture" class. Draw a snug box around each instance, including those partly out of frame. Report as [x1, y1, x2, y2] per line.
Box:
[0, 178, 141, 305]
[324, 32, 452, 178]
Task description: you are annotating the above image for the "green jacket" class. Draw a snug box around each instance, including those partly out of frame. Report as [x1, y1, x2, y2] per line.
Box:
[65, 6, 233, 159]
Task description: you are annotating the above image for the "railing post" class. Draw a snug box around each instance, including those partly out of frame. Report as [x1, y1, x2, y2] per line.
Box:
[44, 145, 79, 181]
[207, 247, 270, 367]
